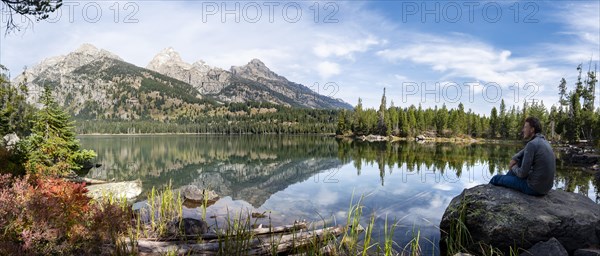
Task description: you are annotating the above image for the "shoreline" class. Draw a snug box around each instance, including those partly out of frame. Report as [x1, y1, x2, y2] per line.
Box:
[77, 132, 518, 143]
[78, 133, 338, 136]
[336, 134, 523, 145]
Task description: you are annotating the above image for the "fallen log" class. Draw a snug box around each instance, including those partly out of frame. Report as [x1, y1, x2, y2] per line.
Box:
[246, 226, 344, 255]
[137, 221, 308, 242]
[82, 177, 110, 185]
[136, 225, 345, 255]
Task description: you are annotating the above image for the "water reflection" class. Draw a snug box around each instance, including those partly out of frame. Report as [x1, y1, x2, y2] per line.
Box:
[81, 135, 341, 206]
[79, 135, 599, 254]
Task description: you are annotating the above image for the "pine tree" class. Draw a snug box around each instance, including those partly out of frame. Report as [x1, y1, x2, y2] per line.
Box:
[407, 107, 417, 137]
[595, 108, 600, 146]
[489, 107, 499, 138]
[435, 104, 448, 136]
[528, 101, 547, 126]
[499, 99, 510, 138]
[558, 78, 568, 107]
[509, 106, 519, 139]
[576, 64, 584, 95]
[398, 108, 407, 136]
[336, 110, 347, 135]
[566, 92, 581, 142]
[582, 66, 597, 140]
[377, 88, 388, 136]
[548, 105, 558, 141]
[456, 103, 466, 135]
[24, 86, 96, 176]
[388, 101, 399, 136]
[353, 98, 364, 135]
[416, 104, 425, 133]
[0, 66, 34, 137]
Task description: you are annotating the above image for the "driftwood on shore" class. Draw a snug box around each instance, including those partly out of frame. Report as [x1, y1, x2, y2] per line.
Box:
[134, 221, 345, 255]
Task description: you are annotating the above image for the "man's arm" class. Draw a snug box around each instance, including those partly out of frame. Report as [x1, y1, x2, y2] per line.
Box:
[511, 142, 536, 178]
[510, 149, 525, 169]
[512, 149, 525, 163]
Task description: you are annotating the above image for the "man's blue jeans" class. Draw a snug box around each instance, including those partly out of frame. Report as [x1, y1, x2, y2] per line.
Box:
[489, 170, 542, 196]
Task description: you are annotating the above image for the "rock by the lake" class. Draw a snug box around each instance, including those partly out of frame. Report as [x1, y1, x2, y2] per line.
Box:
[180, 185, 219, 203]
[2, 133, 19, 150]
[362, 134, 388, 142]
[166, 218, 208, 236]
[520, 237, 567, 256]
[251, 212, 267, 218]
[575, 249, 600, 256]
[559, 145, 599, 166]
[86, 180, 142, 201]
[416, 135, 426, 141]
[571, 154, 600, 165]
[440, 184, 600, 255]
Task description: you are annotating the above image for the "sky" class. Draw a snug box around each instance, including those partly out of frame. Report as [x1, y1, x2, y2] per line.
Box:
[0, 0, 599, 115]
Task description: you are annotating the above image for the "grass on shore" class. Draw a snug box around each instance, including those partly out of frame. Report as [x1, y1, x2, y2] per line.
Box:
[108, 185, 520, 256]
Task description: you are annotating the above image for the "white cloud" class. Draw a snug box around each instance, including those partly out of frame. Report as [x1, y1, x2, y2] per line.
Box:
[313, 36, 381, 60]
[376, 35, 555, 88]
[317, 61, 341, 79]
[558, 2, 600, 46]
[432, 183, 453, 191]
[0, 1, 387, 97]
[394, 74, 408, 81]
[536, 3, 600, 71]
[0, 1, 597, 113]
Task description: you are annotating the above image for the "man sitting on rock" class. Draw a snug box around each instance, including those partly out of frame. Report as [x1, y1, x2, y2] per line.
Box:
[490, 116, 556, 196]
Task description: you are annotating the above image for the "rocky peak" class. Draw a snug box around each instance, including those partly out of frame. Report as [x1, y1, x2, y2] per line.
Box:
[13, 44, 122, 88]
[15, 44, 353, 110]
[75, 43, 97, 53]
[231, 59, 285, 82]
[192, 60, 211, 72]
[249, 58, 266, 67]
[147, 47, 191, 70]
[71, 43, 122, 61]
[145, 48, 227, 94]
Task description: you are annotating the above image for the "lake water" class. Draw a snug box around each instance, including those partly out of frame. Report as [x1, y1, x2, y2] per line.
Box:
[79, 135, 599, 254]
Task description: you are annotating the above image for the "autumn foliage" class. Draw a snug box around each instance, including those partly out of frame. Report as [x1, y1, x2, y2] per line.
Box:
[0, 174, 131, 255]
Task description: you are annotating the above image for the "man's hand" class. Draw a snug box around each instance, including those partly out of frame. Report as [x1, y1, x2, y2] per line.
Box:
[509, 159, 517, 169]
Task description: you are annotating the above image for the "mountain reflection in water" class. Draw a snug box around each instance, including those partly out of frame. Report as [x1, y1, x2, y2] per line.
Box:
[80, 135, 599, 255]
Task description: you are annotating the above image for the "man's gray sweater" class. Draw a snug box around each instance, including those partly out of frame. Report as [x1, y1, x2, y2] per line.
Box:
[511, 133, 556, 195]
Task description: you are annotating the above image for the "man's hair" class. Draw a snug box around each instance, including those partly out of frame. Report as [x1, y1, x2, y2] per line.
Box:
[525, 116, 542, 134]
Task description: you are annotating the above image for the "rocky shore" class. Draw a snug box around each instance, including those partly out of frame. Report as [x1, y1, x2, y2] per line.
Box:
[556, 144, 600, 172]
[440, 184, 600, 255]
[336, 133, 483, 143]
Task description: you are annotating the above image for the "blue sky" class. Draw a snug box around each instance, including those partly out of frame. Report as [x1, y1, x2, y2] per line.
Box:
[0, 1, 598, 115]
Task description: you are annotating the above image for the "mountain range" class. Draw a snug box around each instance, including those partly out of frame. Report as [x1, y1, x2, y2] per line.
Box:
[13, 44, 351, 121]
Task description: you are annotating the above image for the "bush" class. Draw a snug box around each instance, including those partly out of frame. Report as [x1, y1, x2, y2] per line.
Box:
[0, 147, 26, 176]
[0, 174, 131, 255]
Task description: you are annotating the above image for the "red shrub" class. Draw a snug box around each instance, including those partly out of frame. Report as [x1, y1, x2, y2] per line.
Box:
[0, 174, 132, 255]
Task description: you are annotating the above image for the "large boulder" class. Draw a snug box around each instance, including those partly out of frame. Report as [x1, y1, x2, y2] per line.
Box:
[2, 133, 19, 151]
[179, 185, 219, 204]
[520, 237, 567, 256]
[575, 249, 600, 256]
[86, 180, 142, 202]
[440, 184, 600, 255]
